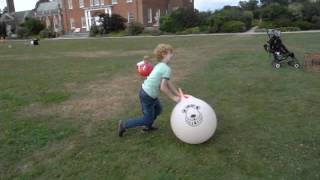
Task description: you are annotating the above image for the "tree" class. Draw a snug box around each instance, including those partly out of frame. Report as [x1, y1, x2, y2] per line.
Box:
[239, 0, 259, 11]
[22, 17, 45, 35]
[2, 7, 8, 14]
[302, 1, 320, 22]
[0, 22, 7, 39]
[260, 0, 290, 6]
[261, 3, 291, 21]
[160, 8, 200, 33]
[97, 13, 126, 34]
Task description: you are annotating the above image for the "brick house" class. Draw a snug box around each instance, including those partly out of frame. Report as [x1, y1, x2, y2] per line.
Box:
[61, 0, 194, 33]
[34, 0, 64, 35]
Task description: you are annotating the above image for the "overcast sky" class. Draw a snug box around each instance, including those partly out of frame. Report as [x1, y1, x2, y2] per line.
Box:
[0, 0, 242, 12]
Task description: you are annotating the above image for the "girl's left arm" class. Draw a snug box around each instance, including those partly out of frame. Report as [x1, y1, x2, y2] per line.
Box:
[167, 80, 179, 96]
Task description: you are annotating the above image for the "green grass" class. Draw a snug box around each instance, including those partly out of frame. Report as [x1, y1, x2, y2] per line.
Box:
[0, 33, 320, 179]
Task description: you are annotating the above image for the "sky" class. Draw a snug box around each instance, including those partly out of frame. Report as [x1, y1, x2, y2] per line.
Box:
[0, 0, 242, 12]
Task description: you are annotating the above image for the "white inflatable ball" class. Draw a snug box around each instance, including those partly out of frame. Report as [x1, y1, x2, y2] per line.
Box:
[170, 95, 217, 144]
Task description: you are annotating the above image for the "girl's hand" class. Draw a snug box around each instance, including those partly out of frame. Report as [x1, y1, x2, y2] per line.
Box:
[173, 96, 180, 103]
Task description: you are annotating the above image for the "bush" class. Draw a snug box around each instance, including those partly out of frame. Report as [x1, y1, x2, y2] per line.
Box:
[0, 22, 7, 38]
[108, 31, 128, 37]
[273, 17, 294, 27]
[241, 11, 254, 29]
[39, 28, 51, 38]
[294, 20, 313, 30]
[311, 16, 320, 29]
[279, 27, 301, 32]
[199, 26, 209, 33]
[142, 28, 162, 36]
[109, 14, 126, 32]
[90, 24, 100, 37]
[221, 21, 246, 33]
[126, 22, 144, 36]
[160, 8, 199, 33]
[96, 13, 126, 35]
[181, 27, 201, 34]
[23, 18, 45, 35]
[160, 15, 176, 33]
[17, 27, 29, 38]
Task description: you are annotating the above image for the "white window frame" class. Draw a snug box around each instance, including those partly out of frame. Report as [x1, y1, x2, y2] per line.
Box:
[68, 0, 73, 9]
[112, 0, 118, 5]
[93, 0, 100, 6]
[90, 0, 93, 6]
[79, 0, 84, 8]
[128, 12, 134, 23]
[127, 0, 133, 3]
[147, 8, 152, 23]
[70, 18, 75, 29]
[81, 17, 87, 28]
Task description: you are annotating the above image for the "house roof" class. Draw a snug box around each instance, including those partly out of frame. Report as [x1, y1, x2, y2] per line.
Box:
[36, 1, 59, 12]
[15, 10, 34, 24]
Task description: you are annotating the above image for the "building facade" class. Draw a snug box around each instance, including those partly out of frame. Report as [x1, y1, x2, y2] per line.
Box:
[34, 0, 64, 35]
[60, 0, 194, 33]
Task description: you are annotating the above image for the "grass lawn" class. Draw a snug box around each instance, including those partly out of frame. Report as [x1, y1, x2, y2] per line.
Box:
[0, 33, 320, 179]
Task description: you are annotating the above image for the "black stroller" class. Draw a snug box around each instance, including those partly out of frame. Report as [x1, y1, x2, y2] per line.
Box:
[264, 29, 300, 69]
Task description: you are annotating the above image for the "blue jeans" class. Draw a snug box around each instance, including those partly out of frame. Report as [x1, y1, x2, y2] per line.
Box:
[124, 88, 162, 129]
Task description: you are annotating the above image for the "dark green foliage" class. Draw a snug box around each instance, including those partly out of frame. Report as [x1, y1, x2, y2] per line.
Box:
[126, 22, 144, 36]
[39, 28, 56, 38]
[221, 20, 246, 32]
[208, 6, 253, 33]
[261, 3, 291, 21]
[160, 8, 200, 33]
[0, 22, 7, 38]
[257, 1, 320, 30]
[294, 20, 313, 30]
[160, 15, 176, 32]
[89, 24, 99, 37]
[22, 18, 45, 36]
[16, 27, 29, 38]
[301, 1, 320, 22]
[97, 13, 126, 35]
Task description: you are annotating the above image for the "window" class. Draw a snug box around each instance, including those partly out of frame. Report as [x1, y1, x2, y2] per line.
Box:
[127, 0, 133, 3]
[93, 0, 100, 6]
[81, 17, 87, 28]
[79, 0, 84, 8]
[128, 12, 134, 23]
[112, 0, 118, 4]
[101, 0, 104, 5]
[68, 0, 73, 9]
[70, 18, 75, 29]
[155, 9, 160, 24]
[157, 9, 161, 17]
[147, 8, 152, 23]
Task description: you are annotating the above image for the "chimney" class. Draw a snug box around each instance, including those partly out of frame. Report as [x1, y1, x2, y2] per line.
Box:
[6, 0, 15, 13]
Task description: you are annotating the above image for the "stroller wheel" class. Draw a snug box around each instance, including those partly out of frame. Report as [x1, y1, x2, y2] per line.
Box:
[288, 61, 294, 66]
[273, 63, 281, 69]
[294, 63, 300, 69]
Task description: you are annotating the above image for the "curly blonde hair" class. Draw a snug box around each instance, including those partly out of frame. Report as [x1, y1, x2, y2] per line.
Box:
[153, 44, 173, 61]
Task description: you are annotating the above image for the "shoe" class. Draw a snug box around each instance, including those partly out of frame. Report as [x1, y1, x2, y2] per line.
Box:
[118, 120, 126, 137]
[142, 126, 158, 132]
